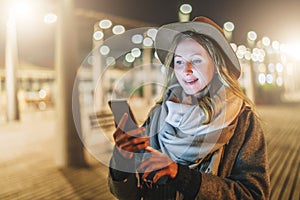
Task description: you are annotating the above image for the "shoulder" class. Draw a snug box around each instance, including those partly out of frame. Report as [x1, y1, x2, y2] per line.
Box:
[236, 106, 259, 132]
[232, 106, 266, 151]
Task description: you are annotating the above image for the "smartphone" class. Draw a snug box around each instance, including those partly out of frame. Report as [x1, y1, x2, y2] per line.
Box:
[108, 100, 139, 132]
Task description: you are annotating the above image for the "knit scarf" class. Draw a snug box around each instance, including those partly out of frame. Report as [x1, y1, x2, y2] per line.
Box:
[150, 82, 242, 175]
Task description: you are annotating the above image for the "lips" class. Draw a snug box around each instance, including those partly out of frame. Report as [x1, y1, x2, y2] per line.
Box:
[184, 78, 199, 84]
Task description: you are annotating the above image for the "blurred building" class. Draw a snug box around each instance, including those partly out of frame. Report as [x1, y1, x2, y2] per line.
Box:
[0, 61, 54, 112]
[1, 6, 300, 120]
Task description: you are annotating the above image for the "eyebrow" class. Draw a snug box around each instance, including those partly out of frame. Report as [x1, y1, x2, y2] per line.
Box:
[174, 53, 203, 58]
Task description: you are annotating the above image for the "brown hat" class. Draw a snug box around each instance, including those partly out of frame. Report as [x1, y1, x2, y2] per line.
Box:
[154, 16, 240, 78]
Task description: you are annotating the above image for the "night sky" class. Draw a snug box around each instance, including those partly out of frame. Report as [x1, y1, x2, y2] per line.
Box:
[76, 0, 300, 44]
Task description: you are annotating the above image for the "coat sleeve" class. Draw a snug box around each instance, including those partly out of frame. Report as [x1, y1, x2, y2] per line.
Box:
[108, 173, 139, 200]
[107, 147, 139, 200]
[195, 110, 270, 199]
[107, 106, 157, 200]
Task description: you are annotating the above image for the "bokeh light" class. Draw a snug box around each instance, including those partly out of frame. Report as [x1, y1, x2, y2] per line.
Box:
[131, 34, 143, 44]
[112, 25, 125, 35]
[99, 19, 112, 29]
[179, 4, 192, 14]
[93, 30, 104, 40]
[224, 21, 235, 32]
[44, 13, 57, 24]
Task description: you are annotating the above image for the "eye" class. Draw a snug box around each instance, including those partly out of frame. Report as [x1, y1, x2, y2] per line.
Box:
[191, 58, 202, 66]
[174, 59, 185, 67]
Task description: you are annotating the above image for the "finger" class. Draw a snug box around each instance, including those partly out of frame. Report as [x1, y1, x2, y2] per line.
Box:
[145, 146, 162, 155]
[142, 171, 150, 180]
[119, 139, 149, 151]
[115, 128, 146, 144]
[113, 125, 125, 140]
[129, 136, 149, 145]
[118, 136, 149, 148]
[134, 141, 150, 151]
[138, 156, 173, 173]
[117, 147, 134, 159]
[138, 157, 162, 173]
[115, 133, 130, 146]
[127, 141, 149, 153]
[126, 127, 146, 137]
[142, 165, 156, 180]
[153, 168, 169, 183]
[115, 126, 145, 143]
[153, 162, 178, 182]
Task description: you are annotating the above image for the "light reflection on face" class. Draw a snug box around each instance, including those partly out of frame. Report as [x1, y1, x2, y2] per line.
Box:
[174, 38, 215, 95]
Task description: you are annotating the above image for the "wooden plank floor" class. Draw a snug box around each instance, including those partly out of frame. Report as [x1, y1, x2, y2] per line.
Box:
[258, 105, 300, 200]
[0, 105, 299, 200]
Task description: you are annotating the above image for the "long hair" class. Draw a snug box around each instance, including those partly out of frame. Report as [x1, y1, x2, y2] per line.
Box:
[157, 31, 254, 123]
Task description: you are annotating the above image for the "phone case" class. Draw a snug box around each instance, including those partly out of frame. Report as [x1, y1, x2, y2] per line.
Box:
[108, 100, 138, 132]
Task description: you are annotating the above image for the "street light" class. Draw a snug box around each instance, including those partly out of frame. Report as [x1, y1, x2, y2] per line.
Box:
[247, 31, 257, 48]
[131, 34, 143, 44]
[143, 37, 153, 47]
[8, 1, 33, 19]
[178, 4, 192, 22]
[262, 36, 271, 46]
[223, 21, 235, 42]
[146, 28, 157, 40]
[246, 30, 258, 103]
[44, 12, 57, 24]
[99, 19, 112, 29]
[93, 30, 104, 41]
[112, 25, 125, 35]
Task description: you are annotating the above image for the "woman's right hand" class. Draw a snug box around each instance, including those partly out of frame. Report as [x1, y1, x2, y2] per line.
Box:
[113, 113, 149, 159]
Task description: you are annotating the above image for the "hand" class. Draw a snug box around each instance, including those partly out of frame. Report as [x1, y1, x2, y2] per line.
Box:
[113, 113, 149, 159]
[137, 146, 178, 183]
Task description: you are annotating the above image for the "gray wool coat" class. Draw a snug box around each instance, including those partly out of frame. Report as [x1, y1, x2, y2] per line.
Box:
[108, 105, 270, 200]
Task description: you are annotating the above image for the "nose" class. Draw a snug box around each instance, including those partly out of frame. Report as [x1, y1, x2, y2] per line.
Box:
[184, 62, 193, 75]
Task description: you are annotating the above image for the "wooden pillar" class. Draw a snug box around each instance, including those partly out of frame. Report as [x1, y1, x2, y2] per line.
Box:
[142, 48, 152, 105]
[54, 0, 87, 167]
[92, 22, 104, 111]
[5, 14, 19, 121]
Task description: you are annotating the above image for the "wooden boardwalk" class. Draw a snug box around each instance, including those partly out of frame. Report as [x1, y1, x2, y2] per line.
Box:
[258, 105, 300, 200]
[0, 105, 299, 199]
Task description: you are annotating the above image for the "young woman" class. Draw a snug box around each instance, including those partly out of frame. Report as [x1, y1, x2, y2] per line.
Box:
[108, 16, 270, 199]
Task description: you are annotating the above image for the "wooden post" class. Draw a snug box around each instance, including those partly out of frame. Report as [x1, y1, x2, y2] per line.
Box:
[5, 14, 19, 121]
[54, 0, 87, 167]
[142, 48, 152, 105]
[92, 22, 104, 112]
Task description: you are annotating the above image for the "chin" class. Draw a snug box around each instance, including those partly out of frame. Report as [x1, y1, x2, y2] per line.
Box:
[184, 89, 200, 95]
[183, 86, 205, 96]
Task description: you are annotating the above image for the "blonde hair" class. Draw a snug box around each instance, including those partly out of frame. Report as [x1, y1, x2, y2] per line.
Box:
[158, 31, 254, 123]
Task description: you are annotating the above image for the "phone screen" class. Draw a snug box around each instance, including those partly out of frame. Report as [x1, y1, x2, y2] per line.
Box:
[108, 100, 138, 132]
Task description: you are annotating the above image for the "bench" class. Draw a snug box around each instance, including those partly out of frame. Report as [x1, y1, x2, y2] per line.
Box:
[89, 111, 115, 131]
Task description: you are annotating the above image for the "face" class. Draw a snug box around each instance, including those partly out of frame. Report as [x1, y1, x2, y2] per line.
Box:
[174, 38, 215, 95]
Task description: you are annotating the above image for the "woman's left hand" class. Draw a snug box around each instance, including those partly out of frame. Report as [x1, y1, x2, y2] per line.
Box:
[137, 146, 178, 183]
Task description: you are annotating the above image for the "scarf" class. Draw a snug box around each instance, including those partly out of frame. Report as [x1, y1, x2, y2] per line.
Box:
[149, 81, 243, 175]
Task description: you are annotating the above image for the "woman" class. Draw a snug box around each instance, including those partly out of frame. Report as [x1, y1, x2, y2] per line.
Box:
[108, 16, 270, 199]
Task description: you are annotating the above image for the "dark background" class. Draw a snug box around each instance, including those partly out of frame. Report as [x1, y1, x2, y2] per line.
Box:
[1, 0, 300, 68]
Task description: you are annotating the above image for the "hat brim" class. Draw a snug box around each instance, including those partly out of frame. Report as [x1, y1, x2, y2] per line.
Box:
[154, 21, 241, 78]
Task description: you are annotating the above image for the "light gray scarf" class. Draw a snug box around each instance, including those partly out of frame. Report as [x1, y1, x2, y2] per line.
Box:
[150, 83, 242, 174]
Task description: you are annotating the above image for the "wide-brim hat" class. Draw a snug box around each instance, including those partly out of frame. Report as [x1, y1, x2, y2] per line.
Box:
[154, 16, 240, 78]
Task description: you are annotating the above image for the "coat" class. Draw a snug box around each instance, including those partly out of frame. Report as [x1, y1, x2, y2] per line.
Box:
[108, 105, 270, 199]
